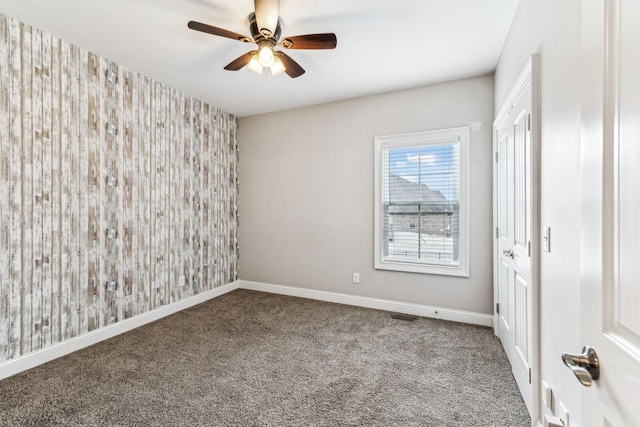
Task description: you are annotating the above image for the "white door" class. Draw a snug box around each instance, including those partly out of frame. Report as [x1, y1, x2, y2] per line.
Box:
[578, 0, 640, 424]
[494, 60, 536, 416]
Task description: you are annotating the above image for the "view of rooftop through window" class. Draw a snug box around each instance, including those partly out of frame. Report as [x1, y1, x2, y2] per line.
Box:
[388, 143, 459, 201]
[381, 142, 460, 266]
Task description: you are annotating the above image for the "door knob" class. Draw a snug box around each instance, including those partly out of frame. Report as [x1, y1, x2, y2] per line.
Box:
[561, 346, 600, 387]
[502, 248, 514, 258]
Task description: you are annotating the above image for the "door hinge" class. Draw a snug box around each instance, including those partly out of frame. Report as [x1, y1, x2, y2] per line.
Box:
[527, 114, 531, 131]
[528, 241, 532, 257]
[495, 152, 499, 162]
[496, 303, 500, 314]
[495, 227, 499, 238]
[529, 368, 532, 384]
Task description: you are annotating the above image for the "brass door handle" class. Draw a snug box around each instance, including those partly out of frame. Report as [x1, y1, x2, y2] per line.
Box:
[561, 346, 600, 387]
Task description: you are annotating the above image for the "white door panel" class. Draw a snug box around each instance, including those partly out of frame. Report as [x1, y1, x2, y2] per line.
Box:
[514, 272, 529, 363]
[494, 63, 534, 416]
[617, 0, 640, 344]
[499, 259, 510, 331]
[513, 110, 529, 253]
[580, 0, 640, 424]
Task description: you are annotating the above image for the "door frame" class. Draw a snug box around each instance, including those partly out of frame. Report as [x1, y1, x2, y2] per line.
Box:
[492, 54, 541, 426]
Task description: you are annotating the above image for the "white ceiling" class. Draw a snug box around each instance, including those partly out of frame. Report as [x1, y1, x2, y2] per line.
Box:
[0, 0, 519, 117]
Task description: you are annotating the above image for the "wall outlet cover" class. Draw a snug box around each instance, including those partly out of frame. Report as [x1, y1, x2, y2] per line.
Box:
[542, 380, 553, 411]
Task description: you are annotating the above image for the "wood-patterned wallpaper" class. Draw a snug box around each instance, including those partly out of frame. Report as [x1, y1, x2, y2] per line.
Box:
[0, 14, 239, 363]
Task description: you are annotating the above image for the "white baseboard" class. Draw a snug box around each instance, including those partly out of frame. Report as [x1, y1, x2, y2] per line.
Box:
[239, 280, 493, 327]
[1, 280, 493, 381]
[0, 281, 240, 381]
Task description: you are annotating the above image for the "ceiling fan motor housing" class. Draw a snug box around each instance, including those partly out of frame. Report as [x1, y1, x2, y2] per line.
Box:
[249, 13, 281, 45]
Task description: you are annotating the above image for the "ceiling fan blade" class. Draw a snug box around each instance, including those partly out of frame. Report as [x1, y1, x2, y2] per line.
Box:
[224, 51, 257, 71]
[275, 51, 305, 78]
[280, 33, 337, 50]
[254, 0, 280, 36]
[187, 21, 252, 43]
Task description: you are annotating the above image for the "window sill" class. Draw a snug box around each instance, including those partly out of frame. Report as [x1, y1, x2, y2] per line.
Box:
[374, 259, 469, 277]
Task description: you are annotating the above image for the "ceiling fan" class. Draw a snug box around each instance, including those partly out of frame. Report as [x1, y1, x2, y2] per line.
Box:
[187, 0, 337, 78]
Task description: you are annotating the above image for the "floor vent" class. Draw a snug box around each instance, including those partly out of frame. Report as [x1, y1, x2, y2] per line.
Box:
[391, 314, 417, 322]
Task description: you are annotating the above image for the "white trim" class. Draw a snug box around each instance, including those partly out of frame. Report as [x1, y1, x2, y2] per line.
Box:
[530, 53, 542, 427]
[0, 281, 240, 381]
[492, 123, 500, 337]
[0, 279, 493, 382]
[493, 54, 542, 427]
[239, 280, 493, 327]
[374, 126, 470, 277]
[494, 60, 533, 128]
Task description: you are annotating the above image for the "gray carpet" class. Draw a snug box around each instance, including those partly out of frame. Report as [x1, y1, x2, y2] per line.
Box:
[0, 289, 530, 426]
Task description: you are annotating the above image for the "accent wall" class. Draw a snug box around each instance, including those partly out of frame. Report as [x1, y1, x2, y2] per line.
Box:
[0, 13, 239, 363]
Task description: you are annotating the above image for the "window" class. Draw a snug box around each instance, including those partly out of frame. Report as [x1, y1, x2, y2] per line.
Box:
[374, 127, 469, 277]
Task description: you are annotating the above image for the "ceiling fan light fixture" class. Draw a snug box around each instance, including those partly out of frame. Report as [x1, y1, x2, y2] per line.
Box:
[248, 54, 264, 74]
[258, 42, 275, 67]
[187, 0, 336, 79]
[270, 57, 285, 76]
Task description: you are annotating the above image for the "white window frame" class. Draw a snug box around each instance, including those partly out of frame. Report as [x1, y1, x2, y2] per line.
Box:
[374, 127, 470, 277]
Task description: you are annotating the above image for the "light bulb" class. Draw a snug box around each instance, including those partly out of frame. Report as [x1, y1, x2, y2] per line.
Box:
[270, 57, 285, 76]
[248, 55, 263, 74]
[258, 43, 275, 68]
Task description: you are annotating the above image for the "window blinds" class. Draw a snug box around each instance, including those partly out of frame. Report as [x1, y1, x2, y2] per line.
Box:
[380, 141, 461, 266]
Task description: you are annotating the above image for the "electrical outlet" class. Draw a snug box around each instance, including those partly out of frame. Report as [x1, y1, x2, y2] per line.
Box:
[352, 272, 360, 284]
[545, 415, 564, 427]
[542, 381, 553, 411]
[558, 401, 569, 427]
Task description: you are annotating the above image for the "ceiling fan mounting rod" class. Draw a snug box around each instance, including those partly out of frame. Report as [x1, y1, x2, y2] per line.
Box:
[254, 0, 280, 37]
[249, 12, 281, 44]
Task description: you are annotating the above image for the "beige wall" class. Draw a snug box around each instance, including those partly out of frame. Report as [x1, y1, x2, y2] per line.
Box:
[495, 0, 583, 423]
[238, 75, 494, 314]
[0, 14, 238, 363]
